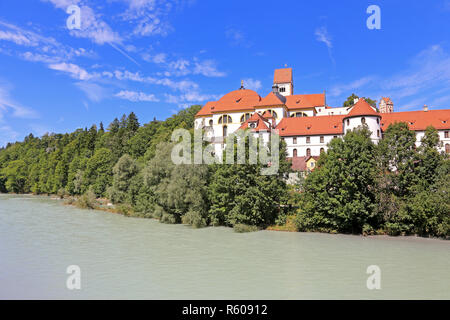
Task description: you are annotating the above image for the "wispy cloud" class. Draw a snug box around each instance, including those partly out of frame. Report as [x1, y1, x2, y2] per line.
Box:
[225, 27, 251, 47]
[0, 81, 38, 120]
[75, 82, 108, 102]
[315, 26, 334, 65]
[49, 62, 93, 80]
[328, 45, 450, 110]
[243, 78, 262, 91]
[115, 90, 159, 102]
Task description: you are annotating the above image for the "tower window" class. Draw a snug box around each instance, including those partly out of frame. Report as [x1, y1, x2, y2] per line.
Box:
[306, 137, 310, 144]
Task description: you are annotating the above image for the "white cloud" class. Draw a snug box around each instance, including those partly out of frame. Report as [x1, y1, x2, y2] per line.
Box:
[49, 62, 93, 80]
[0, 82, 38, 120]
[115, 90, 159, 102]
[243, 78, 262, 91]
[75, 82, 108, 102]
[193, 59, 226, 77]
[225, 27, 251, 47]
[315, 26, 332, 48]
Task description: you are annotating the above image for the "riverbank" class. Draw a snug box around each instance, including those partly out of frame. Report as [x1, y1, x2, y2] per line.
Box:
[4, 192, 447, 240]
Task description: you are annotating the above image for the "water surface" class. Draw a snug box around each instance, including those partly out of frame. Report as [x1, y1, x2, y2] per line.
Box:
[0, 194, 448, 299]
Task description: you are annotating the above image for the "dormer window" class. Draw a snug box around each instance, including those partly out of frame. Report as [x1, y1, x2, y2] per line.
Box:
[248, 121, 257, 129]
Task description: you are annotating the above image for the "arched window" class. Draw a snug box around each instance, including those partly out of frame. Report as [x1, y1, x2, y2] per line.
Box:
[306, 148, 311, 157]
[361, 117, 366, 124]
[293, 149, 297, 157]
[320, 148, 325, 154]
[209, 119, 213, 126]
[446, 143, 450, 154]
[267, 110, 278, 119]
[240, 113, 251, 123]
[218, 115, 232, 124]
[223, 125, 228, 137]
[291, 112, 307, 118]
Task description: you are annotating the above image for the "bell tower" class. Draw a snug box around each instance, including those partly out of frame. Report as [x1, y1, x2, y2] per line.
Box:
[273, 67, 293, 96]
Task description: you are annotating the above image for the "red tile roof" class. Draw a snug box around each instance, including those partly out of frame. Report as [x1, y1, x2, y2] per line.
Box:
[288, 156, 308, 171]
[345, 99, 379, 117]
[239, 112, 271, 132]
[285, 94, 325, 109]
[208, 89, 261, 113]
[274, 68, 292, 84]
[381, 109, 450, 131]
[257, 92, 286, 107]
[277, 115, 345, 136]
[196, 101, 215, 116]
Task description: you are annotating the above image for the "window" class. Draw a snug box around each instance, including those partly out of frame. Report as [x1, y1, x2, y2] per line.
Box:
[279, 87, 286, 93]
[306, 148, 311, 157]
[320, 148, 325, 153]
[306, 137, 310, 144]
[320, 136, 324, 143]
[267, 110, 278, 119]
[218, 115, 232, 124]
[361, 117, 366, 124]
[445, 131, 449, 138]
[446, 144, 450, 154]
[377, 118, 380, 124]
[347, 119, 350, 126]
[293, 149, 297, 157]
[209, 119, 213, 126]
[223, 125, 228, 137]
[334, 136, 338, 139]
[310, 162, 315, 168]
[293, 137, 297, 144]
[377, 130, 380, 138]
[240, 113, 251, 123]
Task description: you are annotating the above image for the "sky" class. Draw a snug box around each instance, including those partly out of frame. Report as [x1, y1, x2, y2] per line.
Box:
[0, 0, 450, 146]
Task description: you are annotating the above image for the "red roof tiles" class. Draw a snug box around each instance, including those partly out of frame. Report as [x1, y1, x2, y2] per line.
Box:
[277, 115, 345, 136]
[274, 68, 292, 84]
[345, 99, 379, 118]
[381, 109, 450, 131]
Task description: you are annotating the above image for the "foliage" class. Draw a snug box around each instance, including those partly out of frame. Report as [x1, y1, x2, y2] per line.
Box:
[296, 127, 379, 234]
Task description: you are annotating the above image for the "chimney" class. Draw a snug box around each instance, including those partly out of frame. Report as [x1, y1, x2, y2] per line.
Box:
[423, 104, 428, 112]
[240, 80, 244, 90]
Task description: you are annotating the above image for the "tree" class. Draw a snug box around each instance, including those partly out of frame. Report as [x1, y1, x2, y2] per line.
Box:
[2, 160, 28, 193]
[377, 122, 417, 198]
[343, 93, 377, 109]
[108, 154, 139, 204]
[296, 127, 379, 234]
[208, 133, 290, 227]
[84, 148, 113, 196]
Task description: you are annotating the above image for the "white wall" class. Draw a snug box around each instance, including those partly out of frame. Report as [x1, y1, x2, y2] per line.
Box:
[284, 134, 341, 157]
[343, 116, 381, 144]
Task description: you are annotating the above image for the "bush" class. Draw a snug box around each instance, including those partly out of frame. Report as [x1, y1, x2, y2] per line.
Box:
[75, 189, 97, 209]
[233, 224, 259, 233]
[57, 188, 67, 199]
[116, 204, 134, 217]
[182, 209, 207, 228]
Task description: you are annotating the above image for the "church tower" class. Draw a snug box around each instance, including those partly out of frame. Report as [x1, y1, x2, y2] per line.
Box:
[273, 67, 293, 96]
[379, 97, 394, 113]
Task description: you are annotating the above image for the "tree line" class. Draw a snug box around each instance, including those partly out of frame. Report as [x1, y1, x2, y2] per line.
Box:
[0, 105, 448, 237]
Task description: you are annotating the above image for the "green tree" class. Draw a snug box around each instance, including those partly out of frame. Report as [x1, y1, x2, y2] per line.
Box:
[296, 127, 379, 234]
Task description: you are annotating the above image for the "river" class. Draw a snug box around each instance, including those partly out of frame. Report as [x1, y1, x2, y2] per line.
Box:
[0, 194, 448, 299]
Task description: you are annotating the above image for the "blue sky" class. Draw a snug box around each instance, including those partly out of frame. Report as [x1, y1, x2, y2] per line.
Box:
[0, 0, 450, 146]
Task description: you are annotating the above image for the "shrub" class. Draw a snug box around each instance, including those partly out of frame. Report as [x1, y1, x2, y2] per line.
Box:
[233, 224, 259, 233]
[75, 189, 97, 209]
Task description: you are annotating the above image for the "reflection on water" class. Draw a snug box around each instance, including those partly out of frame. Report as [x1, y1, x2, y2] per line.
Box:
[0, 194, 449, 299]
